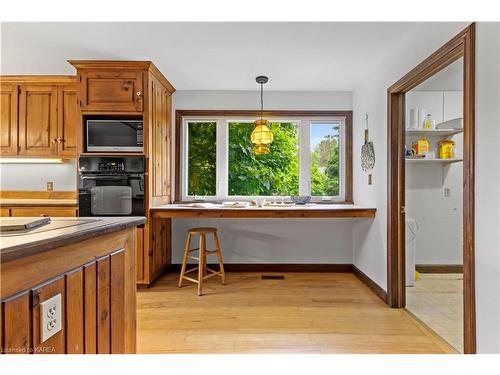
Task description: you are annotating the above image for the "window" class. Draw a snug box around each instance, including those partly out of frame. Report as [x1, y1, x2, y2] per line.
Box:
[178, 111, 352, 202]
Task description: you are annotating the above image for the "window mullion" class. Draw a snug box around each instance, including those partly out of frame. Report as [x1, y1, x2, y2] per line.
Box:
[299, 118, 311, 195]
[216, 119, 228, 200]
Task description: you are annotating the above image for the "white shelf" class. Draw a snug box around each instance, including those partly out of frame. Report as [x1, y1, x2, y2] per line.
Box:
[405, 158, 463, 164]
[405, 128, 463, 137]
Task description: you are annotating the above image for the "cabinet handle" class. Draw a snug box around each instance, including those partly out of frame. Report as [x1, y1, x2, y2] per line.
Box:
[52, 138, 59, 144]
[136, 91, 142, 97]
[40, 214, 49, 217]
[58, 137, 64, 143]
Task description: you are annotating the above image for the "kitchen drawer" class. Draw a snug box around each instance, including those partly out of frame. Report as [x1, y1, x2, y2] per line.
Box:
[10, 207, 77, 217]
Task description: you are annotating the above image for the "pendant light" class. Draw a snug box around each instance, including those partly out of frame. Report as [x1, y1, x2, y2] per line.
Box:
[251, 75, 273, 155]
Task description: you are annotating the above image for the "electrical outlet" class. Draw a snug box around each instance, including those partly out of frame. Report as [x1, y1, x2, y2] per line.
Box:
[368, 174, 373, 185]
[46, 181, 53, 191]
[444, 187, 451, 197]
[40, 294, 62, 343]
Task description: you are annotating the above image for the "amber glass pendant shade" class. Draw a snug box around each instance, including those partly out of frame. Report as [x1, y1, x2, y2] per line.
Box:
[252, 144, 270, 155]
[251, 119, 274, 146]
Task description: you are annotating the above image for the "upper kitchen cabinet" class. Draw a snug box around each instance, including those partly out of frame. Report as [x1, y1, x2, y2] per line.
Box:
[0, 84, 18, 156]
[18, 84, 58, 156]
[57, 84, 79, 156]
[68, 61, 154, 113]
[0, 76, 78, 158]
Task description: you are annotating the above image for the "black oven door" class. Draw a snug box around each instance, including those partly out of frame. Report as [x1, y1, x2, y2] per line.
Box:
[79, 174, 144, 216]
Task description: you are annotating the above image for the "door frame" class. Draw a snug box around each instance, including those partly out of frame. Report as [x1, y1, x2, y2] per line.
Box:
[386, 23, 476, 353]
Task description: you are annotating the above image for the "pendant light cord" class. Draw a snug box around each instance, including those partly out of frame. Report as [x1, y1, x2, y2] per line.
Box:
[260, 83, 264, 120]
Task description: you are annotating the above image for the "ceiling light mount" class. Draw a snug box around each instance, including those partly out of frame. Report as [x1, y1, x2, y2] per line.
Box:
[255, 75, 269, 85]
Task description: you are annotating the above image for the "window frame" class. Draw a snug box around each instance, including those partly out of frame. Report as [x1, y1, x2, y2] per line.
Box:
[175, 110, 353, 204]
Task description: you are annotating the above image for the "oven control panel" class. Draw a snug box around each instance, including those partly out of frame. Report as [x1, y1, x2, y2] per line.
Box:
[98, 161, 125, 171]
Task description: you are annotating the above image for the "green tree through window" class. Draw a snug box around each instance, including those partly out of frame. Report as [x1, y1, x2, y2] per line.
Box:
[187, 121, 216, 196]
[228, 122, 299, 196]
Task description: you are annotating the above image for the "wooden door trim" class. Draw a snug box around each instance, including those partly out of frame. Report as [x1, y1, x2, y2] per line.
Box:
[386, 23, 476, 353]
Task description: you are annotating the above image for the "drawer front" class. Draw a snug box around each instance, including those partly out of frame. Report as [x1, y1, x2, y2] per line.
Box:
[10, 207, 77, 217]
[80, 71, 143, 112]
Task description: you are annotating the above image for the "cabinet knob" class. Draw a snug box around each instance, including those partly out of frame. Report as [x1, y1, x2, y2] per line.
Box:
[58, 137, 64, 143]
[136, 91, 142, 97]
[52, 138, 58, 144]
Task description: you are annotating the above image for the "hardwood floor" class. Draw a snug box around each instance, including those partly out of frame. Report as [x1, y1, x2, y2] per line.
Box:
[137, 272, 454, 354]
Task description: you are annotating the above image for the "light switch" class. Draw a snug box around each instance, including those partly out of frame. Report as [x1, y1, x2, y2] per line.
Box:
[40, 294, 62, 343]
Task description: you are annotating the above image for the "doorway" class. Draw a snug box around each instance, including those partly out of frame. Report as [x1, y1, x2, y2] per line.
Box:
[386, 24, 476, 353]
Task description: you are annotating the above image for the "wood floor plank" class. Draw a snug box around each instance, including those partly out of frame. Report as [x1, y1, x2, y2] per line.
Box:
[137, 272, 451, 354]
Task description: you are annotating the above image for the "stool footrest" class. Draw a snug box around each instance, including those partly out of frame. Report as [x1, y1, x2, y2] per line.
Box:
[184, 266, 199, 274]
[182, 276, 200, 284]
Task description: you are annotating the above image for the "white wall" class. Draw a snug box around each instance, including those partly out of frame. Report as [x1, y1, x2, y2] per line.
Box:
[351, 22, 468, 291]
[0, 159, 77, 191]
[171, 90, 359, 264]
[474, 22, 500, 354]
[352, 22, 500, 353]
[405, 90, 463, 265]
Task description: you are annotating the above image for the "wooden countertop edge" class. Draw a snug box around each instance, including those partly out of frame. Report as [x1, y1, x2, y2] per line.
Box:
[0, 200, 78, 207]
[150, 207, 377, 218]
[0, 217, 146, 263]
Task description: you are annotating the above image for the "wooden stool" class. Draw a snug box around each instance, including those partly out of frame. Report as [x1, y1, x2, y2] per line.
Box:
[178, 227, 226, 296]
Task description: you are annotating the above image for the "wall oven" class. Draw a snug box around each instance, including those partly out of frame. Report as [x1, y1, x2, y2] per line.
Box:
[86, 118, 143, 152]
[78, 156, 145, 217]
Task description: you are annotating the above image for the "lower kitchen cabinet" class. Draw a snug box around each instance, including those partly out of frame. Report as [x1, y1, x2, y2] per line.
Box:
[0, 224, 138, 354]
[9, 207, 77, 217]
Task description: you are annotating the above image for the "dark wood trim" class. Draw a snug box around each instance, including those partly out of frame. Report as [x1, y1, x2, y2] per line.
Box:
[174, 110, 353, 203]
[168, 263, 354, 273]
[416, 264, 464, 274]
[151, 207, 376, 219]
[352, 265, 387, 303]
[386, 23, 476, 353]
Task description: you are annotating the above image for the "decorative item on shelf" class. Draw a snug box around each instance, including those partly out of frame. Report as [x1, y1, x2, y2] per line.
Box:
[438, 140, 456, 159]
[251, 75, 274, 155]
[361, 114, 375, 172]
[290, 195, 311, 205]
[423, 113, 435, 129]
[411, 136, 429, 156]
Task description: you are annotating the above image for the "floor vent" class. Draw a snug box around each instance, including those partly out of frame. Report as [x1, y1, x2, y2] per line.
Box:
[261, 275, 285, 280]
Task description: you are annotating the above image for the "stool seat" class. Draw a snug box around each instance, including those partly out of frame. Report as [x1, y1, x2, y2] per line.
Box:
[188, 227, 218, 234]
[179, 227, 226, 296]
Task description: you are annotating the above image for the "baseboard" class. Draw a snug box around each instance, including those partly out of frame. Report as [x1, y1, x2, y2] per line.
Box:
[167, 263, 353, 273]
[352, 265, 387, 303]
[416, 264, 464, 273]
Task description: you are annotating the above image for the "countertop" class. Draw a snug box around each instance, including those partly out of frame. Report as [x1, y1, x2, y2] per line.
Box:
[151, 203, 377, 218]
[0, 216, 146, 262]
[0, 198, 78, 207]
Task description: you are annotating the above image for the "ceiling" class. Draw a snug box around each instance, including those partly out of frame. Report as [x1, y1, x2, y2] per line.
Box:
[0, 22, 467, 91]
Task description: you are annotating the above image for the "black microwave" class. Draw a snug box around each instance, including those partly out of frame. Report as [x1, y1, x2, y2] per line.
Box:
[86, 119, 143, 152]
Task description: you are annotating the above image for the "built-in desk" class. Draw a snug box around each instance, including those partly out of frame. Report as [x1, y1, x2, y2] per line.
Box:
[151, 203, 376, 219]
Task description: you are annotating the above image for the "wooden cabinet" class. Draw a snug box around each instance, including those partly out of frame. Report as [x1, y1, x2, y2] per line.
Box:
[78, 70, 143, 112]
[70, 61, 175, 286]
[0, 77, 78, 158]
[57, 85, 78, 156]
[18, 84, 58, 156]
[0, 84, 19, 156]
[9, 207, 77, 217]
[0, 226, 137, 354]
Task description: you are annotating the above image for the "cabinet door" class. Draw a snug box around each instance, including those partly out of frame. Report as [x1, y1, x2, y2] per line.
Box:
[57, 85, 78, 157]
[443, 91, 463, 121]
[18, 85, 58, 156]
[0, 84, 19, 156]
[80, 71, 143, 112]
[1, 208, 11, 216]
[150, 79, 171, 199]
[10, 207, 77, 217]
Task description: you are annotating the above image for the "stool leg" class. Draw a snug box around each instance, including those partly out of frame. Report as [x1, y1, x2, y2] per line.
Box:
[178, 232, 192, 288]
[213, 231, 226, 285]
[198, 233, 206, 296]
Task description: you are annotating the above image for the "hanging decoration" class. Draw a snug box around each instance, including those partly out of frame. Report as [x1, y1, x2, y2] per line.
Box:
[251, 76, 273, 155]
